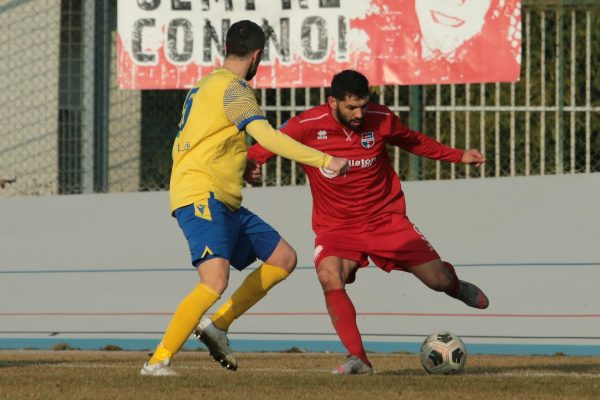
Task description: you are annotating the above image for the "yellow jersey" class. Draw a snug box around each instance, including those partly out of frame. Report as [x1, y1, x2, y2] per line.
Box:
[170, 68, 332, 212]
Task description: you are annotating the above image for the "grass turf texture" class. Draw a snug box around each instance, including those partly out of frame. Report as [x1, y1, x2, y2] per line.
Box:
[0, 350, 599, 399]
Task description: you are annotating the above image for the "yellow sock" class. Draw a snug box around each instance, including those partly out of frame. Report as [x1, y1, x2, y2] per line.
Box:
[212, 263, 289, 331]
[149, 283, 220, 365]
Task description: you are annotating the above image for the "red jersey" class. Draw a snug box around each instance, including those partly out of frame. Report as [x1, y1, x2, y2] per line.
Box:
[248, 103, 463, 235]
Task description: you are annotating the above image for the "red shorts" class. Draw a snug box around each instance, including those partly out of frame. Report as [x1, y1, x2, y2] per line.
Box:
[313, 213, 440, 275]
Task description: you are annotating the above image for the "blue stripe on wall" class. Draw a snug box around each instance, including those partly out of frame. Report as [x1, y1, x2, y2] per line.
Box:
[1, 338, 599, 356]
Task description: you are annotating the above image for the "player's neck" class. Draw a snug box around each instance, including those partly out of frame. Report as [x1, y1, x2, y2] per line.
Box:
[223, 58, 251, 82]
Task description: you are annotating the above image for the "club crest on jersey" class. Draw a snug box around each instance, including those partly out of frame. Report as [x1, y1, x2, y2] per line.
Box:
[360, 132, 375, 148]
[316, 130, 328, 140]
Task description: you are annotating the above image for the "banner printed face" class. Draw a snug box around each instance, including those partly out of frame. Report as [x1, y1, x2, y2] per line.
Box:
[117, 0, 522, 89]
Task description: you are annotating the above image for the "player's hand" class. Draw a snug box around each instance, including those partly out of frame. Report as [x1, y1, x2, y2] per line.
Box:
[244, 158, 262, 186]
[325, 157, 350, 177]
[461, 149, 486, 167]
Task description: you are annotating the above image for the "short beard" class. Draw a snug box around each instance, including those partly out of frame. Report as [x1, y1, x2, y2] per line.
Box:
[335, 109, 362, 131]
[245, 58, 260, 81]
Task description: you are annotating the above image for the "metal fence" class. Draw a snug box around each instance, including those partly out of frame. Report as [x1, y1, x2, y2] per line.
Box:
[0, 0, 598, 197]
[258, 1, 600, 186]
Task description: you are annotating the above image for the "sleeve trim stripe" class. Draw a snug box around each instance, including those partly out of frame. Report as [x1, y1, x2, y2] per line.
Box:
[299, 113, 328, 124]
[237, 115, 267, 130]
[366, 110, 390, 116]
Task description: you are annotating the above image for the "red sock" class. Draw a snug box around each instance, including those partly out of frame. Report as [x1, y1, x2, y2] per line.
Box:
[324, 289, 370, 366]
[443, 262, 461, 298]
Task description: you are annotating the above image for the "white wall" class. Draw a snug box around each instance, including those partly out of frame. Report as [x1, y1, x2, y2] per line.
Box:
[1, 173, 599, 355]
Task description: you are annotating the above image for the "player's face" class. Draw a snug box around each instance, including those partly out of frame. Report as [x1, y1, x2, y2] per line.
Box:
[329, 95, 369, 131]
[415, 0, 493, 60]
[245, 50, 263, 81]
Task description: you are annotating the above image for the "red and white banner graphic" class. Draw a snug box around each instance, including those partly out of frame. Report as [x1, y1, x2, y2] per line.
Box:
[117, 0, 522, 89]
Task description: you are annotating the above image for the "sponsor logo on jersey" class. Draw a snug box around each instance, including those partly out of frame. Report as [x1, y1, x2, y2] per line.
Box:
[317, 130, 328, 140]
[360, 132, 375, 148]
[349, 157, 377, 168]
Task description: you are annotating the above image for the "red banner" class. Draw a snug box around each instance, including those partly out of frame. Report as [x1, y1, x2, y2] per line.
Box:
[117, 0, 521, 89]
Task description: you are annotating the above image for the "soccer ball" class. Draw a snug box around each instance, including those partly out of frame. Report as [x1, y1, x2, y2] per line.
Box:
[420, 331, 467, 374]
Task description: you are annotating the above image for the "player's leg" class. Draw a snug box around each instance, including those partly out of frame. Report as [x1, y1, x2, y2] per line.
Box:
[317, 255, 356, 290]
[142, 257, 227, 376]
[367, 213, 488, 310]
[196, 208, 292, 370]
[318, 256, 372, 375]
[404, 258, 455, 292]
[404, 220, 489, 309]
[209, 237, 296, 331]
[142, 199, 235, 376]
[405, 259, 489, 309]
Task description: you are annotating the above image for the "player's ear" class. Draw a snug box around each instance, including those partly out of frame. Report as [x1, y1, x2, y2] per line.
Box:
[252, 49, 263, 63]
[327, 96, 338, 111]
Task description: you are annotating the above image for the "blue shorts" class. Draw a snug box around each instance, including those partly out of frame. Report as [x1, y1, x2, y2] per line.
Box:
[174, 195, 281, 270]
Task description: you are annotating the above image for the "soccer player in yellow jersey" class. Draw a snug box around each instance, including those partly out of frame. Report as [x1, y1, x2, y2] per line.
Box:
[140, 20, 349, 376]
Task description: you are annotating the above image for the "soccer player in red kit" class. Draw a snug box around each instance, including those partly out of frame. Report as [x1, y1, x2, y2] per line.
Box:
[239, 70, 488, 375]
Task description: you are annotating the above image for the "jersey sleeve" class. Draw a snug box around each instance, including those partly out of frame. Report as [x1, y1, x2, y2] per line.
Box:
[223, 79, 266, 130]
[247, 116, 304, 166]
[386, 114, 463, 163]
[246, 119, 332, 169]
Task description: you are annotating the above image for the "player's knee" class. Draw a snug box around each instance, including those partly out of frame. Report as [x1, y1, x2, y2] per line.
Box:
[283, 247, 297, 272]
[316, 269, 330, 288]
[202, 276, 228, 294]
[214, 280, 229, 294]
[267, 240, 297, 273]
[428, 270, 452, 292]
[277, 246, 297, 273]
[317, 268, 343, 291]
[197, 258, 230, 294]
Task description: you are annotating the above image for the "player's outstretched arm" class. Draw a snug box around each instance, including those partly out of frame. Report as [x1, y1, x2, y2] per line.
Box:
[461, 149, 486, 167]
[246, 119, 348, 175]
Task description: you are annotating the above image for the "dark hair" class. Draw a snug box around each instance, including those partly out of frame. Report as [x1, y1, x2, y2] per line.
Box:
[225, 20, 266, 57]
[330, 70, 370, 100]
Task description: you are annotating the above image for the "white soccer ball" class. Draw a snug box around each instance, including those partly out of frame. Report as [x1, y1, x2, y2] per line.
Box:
[420, 331, 467, 374]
